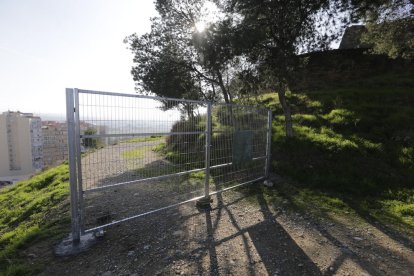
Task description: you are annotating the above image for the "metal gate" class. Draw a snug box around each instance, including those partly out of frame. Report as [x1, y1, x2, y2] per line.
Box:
[66, 88, 272, 242]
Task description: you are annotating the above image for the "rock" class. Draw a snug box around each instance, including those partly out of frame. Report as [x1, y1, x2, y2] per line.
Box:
[173, 230, 183, 236]
[101, 272, 112, 276]
[263, 180, 274, 187]
[27, 253, 37, 258]
[94, 229, 105, 238]
[144, 245, 151, 250]
[353, 237, 363, 241]
[127, 251, 135, 257]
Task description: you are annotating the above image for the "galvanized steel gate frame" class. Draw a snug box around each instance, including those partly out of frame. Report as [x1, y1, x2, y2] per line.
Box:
[66, 88, 272, 243]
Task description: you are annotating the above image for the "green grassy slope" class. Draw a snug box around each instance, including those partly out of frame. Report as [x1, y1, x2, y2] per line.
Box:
[258, 70, 414, 231]
[0, 164, 70, 275]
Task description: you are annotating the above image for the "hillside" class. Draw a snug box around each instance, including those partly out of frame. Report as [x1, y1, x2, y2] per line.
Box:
[0, 164, 70, 275]
[0, 70, 413, 275]
[258, 69, 414, 232]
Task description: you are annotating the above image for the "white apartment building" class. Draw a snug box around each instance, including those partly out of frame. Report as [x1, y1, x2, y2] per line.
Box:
[0, 111, 43, 181]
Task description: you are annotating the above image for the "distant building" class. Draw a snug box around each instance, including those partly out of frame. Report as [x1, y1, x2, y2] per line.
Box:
[42, 121, 68, 167]
[0, 111, 43, 180]
[339, 25, 372, 50]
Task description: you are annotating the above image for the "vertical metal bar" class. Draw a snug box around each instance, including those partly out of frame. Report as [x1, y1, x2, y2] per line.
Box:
[204, 102, 212, 198]
[66, 88, 80, 244]
[265, 110, 272, 178]
[74, 88, 85, 234]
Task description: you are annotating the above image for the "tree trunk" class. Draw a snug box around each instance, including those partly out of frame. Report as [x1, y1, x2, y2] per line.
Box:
[215, 70, 236, 126]
[216, 71, 231, 104]
[277, 89, 294, 137]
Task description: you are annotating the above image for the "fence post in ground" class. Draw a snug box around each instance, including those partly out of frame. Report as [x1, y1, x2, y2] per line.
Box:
[73, 88, 85, 234]
[265, 110, 272, 178]
[201, 102, 212, 205]
[66, 88, 81, 244]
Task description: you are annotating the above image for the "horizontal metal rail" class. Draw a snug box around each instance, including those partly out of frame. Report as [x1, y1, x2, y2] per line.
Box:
[210, 156, 267, 170]
[81, 131, 205, 139]
[83, 155, 268, 194]
[77, 89, 206, 104]
[84, 176, 264, 233]
[82, 129, 266, 139]
[84, 167, 205, 193]
[211, 129, 267, 134]
[214, 102, 269, 111]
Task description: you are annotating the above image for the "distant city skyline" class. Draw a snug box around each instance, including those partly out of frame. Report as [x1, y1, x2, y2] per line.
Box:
[0, 0, 157, 115]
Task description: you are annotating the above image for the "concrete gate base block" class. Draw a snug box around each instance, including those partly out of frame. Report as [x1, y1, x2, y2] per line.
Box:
[196, 196, 213, 209]
[54, 232, 99, 257]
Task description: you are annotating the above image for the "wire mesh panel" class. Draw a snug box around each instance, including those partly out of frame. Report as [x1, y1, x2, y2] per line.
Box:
[76, 89, 208, 231]
[66, 88, 271, 236]
[77, 90, 207, 190]
[210, 104, 269, 193]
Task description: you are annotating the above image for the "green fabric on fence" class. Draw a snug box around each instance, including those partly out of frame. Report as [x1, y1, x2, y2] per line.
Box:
[232, 130, 253, 167]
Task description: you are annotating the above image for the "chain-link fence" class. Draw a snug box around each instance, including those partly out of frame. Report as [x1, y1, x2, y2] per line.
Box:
[66, 88, 272, 242]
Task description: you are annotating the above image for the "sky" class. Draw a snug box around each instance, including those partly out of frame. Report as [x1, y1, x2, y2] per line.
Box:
[0, 0, 157, 116]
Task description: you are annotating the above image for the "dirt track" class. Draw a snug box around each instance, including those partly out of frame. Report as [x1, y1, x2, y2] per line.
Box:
[22, 141, 414, 275]
[35, 182, 414, 276]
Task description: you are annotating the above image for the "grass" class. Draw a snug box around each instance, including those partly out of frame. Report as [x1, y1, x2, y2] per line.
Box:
[122, 146, 153, 159]
[0, 164, 70, 275]
[252, 71, 414, 232]
[152, 142, 167, 154]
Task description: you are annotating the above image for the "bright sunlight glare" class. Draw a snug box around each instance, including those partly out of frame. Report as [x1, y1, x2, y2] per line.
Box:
[195, 21, 207, 32]
[194, 1, 223, 32]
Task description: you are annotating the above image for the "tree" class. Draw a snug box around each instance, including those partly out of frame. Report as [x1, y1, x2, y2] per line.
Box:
[125, 1, 239, 106]
[222, 0, 350, 136]
[348, 0, 413, 21]
[345, 0, 413, 59]
[362, 17, 414, 59]
[126, 0, 353, 137]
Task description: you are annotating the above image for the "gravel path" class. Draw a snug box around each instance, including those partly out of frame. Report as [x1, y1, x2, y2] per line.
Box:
[26, 143, 414, 275]
[36, 182, 414, 276]
[81, 140, 164, 189]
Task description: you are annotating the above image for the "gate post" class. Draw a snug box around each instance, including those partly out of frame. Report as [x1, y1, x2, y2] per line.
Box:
[55, 89, 98, 256]
[197, 102, 212, 208]
[73, 88, 85, 234]
[66, 88, 81, 244]
[265, 110, 272, 178]
[204, 102, 212, 197]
